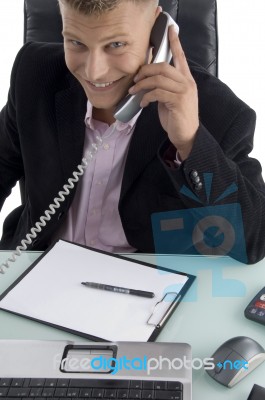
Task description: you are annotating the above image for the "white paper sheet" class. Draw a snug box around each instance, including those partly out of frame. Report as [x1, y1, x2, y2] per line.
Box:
[0, 240, 190, 341]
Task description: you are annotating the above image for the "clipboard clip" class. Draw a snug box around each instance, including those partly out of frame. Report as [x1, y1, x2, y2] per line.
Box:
[146, 292, 181, 329]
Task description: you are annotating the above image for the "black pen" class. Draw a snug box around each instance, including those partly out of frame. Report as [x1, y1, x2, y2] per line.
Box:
[81, 282, 154, 298]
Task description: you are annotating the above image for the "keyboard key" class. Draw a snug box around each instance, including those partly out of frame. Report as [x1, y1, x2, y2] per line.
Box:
[42, 387, 55, 397]
[167, 382, 183, 391]
[55, 387, 68, 397]
[154, 382, 167, 390]
[29, 387, 43, 396]
[155, 390, 182, 400]
[8, 387, 30, 397]
[45, 379, 58, 387]
[23, 379, 31, 387]
[79, 388, 93, 397]
[117, 389, 129, 398]
[104, 388, 117, 398]
[67, 388, 80, 397]
[129, 389, 142, 399]
[130, 381, 142, 389]
[57, 379, 70, 387]
[0, 378, 12, 387]
[69, 379, 129, 388]
[142, 382, 154, 390]
[142, 389, 154, 399]
[92, 388, 105, 397]
[29, 378, 45, 387]
[0, 387, 8, 396]
[11, 379, 24, 387]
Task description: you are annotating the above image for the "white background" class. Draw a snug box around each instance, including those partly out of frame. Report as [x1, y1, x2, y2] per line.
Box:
[0, 0, 265, 235]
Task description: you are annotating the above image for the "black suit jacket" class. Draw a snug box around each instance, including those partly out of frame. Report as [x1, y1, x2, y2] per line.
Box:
[0, 42, 265, 264]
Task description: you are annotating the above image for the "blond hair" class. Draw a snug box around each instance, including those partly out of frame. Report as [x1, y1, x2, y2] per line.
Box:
[59, 0, 158, 16]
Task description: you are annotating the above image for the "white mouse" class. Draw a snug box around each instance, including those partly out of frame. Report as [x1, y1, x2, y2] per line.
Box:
[206, 336, 265, 387]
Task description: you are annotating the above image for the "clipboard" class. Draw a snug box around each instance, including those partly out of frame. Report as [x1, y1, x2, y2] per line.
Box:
[0, 240, 195, 342]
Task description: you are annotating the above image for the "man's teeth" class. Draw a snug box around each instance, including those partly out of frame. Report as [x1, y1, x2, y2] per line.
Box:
[90, 81, 114, 88]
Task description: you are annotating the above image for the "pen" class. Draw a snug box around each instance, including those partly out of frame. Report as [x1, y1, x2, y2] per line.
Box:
[81, 282, 155, 298]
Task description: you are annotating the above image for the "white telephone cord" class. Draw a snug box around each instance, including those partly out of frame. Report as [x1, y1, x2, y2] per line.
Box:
[0, 135, 103, 274]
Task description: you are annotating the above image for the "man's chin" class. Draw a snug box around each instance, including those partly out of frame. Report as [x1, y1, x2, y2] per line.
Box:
[81, 79, 132, 107]
[86, 91, 130, 111]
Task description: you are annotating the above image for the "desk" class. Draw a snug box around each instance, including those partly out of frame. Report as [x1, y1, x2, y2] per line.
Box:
[0, 250, 265, 399]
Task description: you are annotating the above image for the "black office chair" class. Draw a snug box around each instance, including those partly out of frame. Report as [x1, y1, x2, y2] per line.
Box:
[20, 0, 218, 202]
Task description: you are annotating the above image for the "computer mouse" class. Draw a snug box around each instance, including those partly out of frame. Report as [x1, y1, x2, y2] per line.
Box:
[206, 336, 265, 387]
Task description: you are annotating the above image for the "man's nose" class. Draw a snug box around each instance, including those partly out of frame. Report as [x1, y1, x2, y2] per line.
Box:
[85, 50, 109, 81]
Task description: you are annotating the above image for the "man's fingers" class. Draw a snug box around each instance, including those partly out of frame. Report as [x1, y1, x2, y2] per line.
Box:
[134, 62, 185, 84]
[140, 88, 177, 108]
[129, 75, 186, 95]
[168, 25, 193, 78]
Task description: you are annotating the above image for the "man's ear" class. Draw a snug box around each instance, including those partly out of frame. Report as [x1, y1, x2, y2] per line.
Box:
[148, 6, 162, 64]
[150, 5, 162, 30]
[155, 5, 162, 19]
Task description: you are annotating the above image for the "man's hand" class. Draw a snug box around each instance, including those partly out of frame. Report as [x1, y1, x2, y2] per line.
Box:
[129, 25, 199, 161]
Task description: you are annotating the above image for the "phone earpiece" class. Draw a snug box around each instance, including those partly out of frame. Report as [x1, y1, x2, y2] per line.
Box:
[114, 12, 179, 123]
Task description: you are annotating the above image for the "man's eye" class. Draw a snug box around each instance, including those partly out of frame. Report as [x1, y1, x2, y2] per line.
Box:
[70, 40, 83, 47]
[109, 42, 126, 49]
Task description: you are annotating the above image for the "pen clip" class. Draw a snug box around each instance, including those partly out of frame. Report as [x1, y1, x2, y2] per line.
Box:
[146, 292, 180, 328]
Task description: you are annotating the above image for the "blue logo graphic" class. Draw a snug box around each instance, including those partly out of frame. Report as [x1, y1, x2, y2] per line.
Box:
[152, 173, 247, 298]
[152, 173, 247, 263]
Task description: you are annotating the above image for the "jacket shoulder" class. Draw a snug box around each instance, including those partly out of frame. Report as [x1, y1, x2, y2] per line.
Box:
[11, 42, 71, 91]
[188, 59, 256, 134]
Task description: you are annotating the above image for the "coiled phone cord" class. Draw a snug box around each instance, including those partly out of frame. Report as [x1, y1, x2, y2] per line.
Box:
[0, 135, 103, 274]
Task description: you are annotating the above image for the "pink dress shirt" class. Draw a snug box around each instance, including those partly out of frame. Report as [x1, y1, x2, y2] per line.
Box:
[56, 101, 140, 253]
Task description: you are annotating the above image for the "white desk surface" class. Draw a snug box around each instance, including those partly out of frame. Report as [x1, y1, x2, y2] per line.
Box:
[0, 250, 265, 399]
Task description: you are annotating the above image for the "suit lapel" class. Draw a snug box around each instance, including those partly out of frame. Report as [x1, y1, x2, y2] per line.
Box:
[120, 103, 166, 200]
[55, 77, 87, 181]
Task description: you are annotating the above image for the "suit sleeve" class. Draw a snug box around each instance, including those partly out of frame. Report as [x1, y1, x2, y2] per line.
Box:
[159, 104, 265, 264]
[0, 44, 31, 210]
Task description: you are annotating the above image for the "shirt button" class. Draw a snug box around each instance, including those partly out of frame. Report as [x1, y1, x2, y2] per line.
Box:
[103, 143, 110, 150]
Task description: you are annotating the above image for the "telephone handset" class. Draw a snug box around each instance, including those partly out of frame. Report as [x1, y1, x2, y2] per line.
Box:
[114, 11, 179, 123]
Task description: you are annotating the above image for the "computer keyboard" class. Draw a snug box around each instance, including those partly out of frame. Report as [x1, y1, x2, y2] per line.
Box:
[0, 378, 183, 400]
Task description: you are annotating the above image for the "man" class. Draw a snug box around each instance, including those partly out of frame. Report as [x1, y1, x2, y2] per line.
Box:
[0, 0, 264, 264]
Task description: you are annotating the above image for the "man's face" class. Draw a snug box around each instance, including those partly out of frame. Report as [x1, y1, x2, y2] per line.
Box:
[60, 1, 160, 113]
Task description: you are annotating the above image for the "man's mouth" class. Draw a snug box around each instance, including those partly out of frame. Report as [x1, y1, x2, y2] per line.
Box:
[85, 76, 127, 91]
[89, 81, 114, 88]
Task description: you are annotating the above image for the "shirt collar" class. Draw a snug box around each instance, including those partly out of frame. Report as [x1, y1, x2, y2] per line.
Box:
[84, 99, 142, 133]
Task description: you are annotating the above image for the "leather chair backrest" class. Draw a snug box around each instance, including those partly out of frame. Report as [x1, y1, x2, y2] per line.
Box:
[24, 0, 218, 76]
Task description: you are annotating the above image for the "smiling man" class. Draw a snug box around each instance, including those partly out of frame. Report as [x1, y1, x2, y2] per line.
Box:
[0, 0, 265, 264]
[60, 0, 160, 125]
